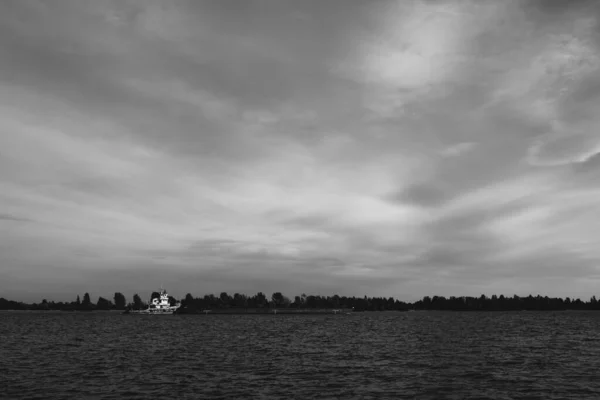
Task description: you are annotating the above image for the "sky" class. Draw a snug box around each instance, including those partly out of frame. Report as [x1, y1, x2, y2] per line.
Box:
[1, 0, 600, 303]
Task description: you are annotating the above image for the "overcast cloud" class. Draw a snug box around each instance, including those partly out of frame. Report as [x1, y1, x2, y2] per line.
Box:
[1, 0, 600, 302]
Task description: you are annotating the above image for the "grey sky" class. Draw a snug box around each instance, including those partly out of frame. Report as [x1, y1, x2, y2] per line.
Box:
[1, 0, 600, 302]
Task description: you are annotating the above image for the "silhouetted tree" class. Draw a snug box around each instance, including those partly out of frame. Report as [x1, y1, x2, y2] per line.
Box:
[113, 292, 126, 310]
[255, 292, 267, 308]
[133, 293, 143, 310]
[96, 297, 112, 310]
[80, 293, 92, 310]
[271, 292, 284, 307]
[219, 292, 232, 307]
[292, 296, 302, 308]
[233, 293, 247, 308]
[184, 293, 194, 306]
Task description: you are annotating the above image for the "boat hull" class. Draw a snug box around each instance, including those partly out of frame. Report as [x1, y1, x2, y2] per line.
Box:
[122, 288, 181, 314]
[126, 309, 178, 315]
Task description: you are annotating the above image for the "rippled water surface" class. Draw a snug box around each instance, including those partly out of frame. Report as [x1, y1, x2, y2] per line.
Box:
[2, 311, 600, 399]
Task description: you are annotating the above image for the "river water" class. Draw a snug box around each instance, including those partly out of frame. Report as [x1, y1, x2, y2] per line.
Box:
[2, 310, 600, 399]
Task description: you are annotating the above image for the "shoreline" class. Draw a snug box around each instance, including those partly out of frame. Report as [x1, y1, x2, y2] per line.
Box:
[175, 308, 356, 315]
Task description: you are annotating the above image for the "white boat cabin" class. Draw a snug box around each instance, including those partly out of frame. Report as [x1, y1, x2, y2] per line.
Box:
[150, 289, 174, 310]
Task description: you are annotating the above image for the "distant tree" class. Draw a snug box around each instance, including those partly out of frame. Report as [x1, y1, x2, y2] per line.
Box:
[0, 298, 25, 310]
[220, 292, 232, 307]
[96, 297, 112, 310]
[82, 293, 91, 307]
[203, 294, 215, 307]
[133, 293, 143, 310]
[255, 292, 267, 308]
[184, 293, 194, 306]
[168, 296, 177, 306]
[233, 293, 247, 308]
[271, 292, 284, 307]
[293, 296, 302, 308]
[386, 297, 395, 310]
[423, 296, 432, 308]
[76, 295, 81, 307]
[151, 292, 161, 301]
[113, 293, 126, 310]
[306, 295, 317, 308]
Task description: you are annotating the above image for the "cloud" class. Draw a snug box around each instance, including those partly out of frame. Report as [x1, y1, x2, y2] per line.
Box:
[440, 142, 477, 157]
[1, 0, 600, 302]
[387, 182, 449, 208]
[0, 213, 32, 223]
[527, 132, 600, 166]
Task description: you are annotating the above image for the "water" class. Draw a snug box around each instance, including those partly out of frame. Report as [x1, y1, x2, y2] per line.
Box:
[2, 311, 600, 399]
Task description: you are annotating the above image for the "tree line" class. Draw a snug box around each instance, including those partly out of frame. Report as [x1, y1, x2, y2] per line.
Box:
[2, 291, 600, 311]
[414, 294, 600, 311]
[179, 292, 600, 311]
[0, 291, 167, 311]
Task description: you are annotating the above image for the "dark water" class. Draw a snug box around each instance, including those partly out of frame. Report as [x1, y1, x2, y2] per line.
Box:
[2, 311, 600, 399]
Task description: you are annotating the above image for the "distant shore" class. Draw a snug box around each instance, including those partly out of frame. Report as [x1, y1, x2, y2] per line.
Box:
[2, 308, 590, 314]
[175, 307, 355, 315]
[3, 292, 600, 312]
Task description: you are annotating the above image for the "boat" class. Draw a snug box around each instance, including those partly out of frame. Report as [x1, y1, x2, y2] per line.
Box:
[124, 288, 181, 314]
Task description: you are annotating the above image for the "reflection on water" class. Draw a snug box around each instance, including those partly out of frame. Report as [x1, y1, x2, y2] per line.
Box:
[2, 311, 600, 399]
